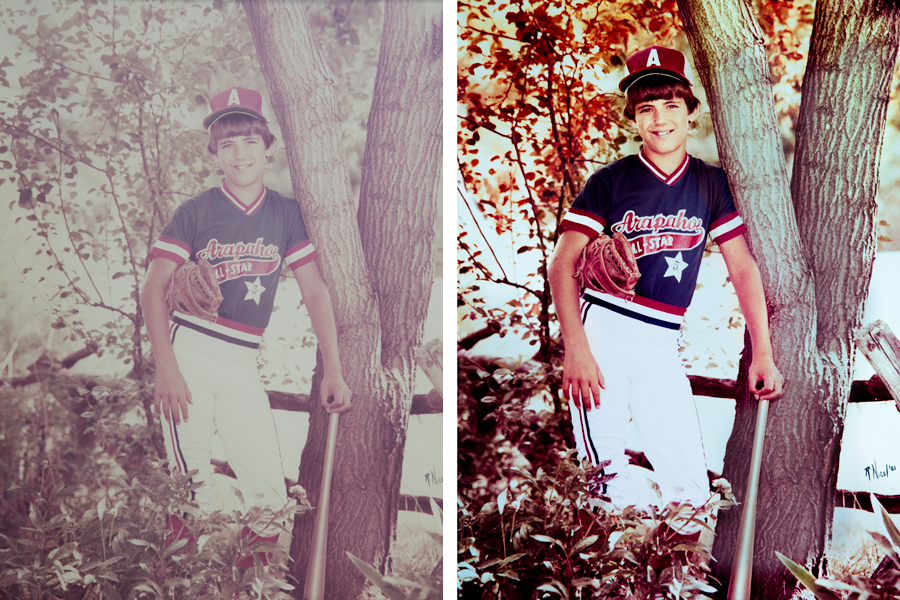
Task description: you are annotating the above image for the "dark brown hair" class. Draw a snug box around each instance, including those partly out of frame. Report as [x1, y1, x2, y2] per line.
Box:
[207, 113, 276, 155]
[623, 75, 700, 121]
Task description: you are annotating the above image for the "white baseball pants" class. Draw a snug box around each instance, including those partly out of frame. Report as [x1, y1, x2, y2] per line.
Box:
[568, 302, 710, 510]
[161, 323, 288, 513]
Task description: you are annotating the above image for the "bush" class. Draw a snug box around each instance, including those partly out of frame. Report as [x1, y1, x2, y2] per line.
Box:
[457, 349, 741, 598]
[458, 453, 735, 599]
[458, 352, 570, 509]
[0, 468, 304, 599]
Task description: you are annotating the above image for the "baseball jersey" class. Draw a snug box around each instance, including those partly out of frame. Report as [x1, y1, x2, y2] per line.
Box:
[149, 185, 317, 348]
[559, 151, 745, 329]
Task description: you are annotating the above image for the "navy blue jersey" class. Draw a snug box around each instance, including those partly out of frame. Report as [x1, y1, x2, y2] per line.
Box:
[559, 151, 745, 329]
[149, 185, 316, 347]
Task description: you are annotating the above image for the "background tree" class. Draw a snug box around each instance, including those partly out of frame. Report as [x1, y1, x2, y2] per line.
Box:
[458, 0, 682, 370]
[243, 2, 441, 598]
[678, 0, 900, 597]
[0, 0, 260, 461]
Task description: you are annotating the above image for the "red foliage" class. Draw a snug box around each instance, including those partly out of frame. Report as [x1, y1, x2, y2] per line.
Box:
[458, 0, 817, 359]
[458, 0, 683, 357]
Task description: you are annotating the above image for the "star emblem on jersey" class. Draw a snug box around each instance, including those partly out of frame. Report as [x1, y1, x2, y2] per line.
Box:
[663, 251, 689, 282]
[244, 277, 266, 304]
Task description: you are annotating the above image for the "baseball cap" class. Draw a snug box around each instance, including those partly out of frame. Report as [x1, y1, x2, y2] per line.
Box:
[203, 86, 268, 129]
[618, 46, 692, 93]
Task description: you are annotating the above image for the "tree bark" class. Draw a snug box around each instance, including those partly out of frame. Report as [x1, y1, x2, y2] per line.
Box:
[784, 0, 899, 583]
[679, 0, 900, 598]
[242, 2, 440, 598]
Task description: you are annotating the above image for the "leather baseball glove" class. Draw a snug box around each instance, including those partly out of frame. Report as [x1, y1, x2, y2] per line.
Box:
[165, 258, 223, 322]
[574, 232, 640, 299]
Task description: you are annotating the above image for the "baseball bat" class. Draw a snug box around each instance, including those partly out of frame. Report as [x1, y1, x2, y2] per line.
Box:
[727, 398, 770, 600]
[304, 411, 341, 600]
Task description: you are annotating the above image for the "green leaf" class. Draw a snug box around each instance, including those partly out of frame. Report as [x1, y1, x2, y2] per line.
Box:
[127, 538, 156, 551]
[497, 552, 527, 567]
[476, 556, 501, 570]
[429, 496, 442, 531]
[346, 552, 407, 600]
[869, 531, 897, 558]
[531, 534, 565, 553]
[775, 552, 841, 600]
[570, 534, 599, 555]
[535, 581, 568, 597]
[873, 493, 900, 553]
[0, 532, 19, 551]
[164, 537, 189, 558]
[498, 488, 508, 515]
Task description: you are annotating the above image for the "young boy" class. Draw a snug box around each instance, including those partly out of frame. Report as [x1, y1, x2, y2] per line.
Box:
[140, 86, 351, 540]
[548, 47, 783, 511]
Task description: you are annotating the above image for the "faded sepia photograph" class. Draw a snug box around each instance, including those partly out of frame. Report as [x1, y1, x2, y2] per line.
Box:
[0, 1, 442, 598]
[457, 1, 900, 598]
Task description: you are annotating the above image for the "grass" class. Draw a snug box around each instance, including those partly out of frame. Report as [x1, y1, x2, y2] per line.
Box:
[393, 510, 442, 576]
[828, 538, 882, 580]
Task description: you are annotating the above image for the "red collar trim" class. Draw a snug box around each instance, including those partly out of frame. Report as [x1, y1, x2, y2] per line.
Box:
[638, 150, 690, 185]
[220, 184, 267, 216]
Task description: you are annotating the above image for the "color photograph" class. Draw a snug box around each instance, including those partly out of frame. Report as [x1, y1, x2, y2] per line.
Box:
[0, 1, 442, 599]
[457, 1, 900, 598]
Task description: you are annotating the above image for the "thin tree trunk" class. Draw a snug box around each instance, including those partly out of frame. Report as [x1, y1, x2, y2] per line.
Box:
[353, 0, 441, 575]
[679, 0, 899, 598]
[791, 0, 896, 355]
[243, 2, 440, 598]
[785, 0, 899, 581]
[358, 0, 441, 364]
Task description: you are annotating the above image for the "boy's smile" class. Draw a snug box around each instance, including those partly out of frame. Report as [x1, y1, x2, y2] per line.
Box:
[216, 134, 270, 200]
[633, 97, 698, 172]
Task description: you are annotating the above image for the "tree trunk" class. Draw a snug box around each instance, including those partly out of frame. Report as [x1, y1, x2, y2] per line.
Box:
[242, 2, 440, 599]
[679, 0, 899, 598]
[784, 0, 899, 584]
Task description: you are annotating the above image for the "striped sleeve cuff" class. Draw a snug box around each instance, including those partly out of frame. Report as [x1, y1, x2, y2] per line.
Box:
[709, 212, 746, 244]
[149, 237, 191, 265]
[559, 208, 605, 238]
[285, 240, 317, 270]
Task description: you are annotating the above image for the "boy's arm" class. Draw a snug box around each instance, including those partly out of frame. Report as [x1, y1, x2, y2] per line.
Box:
[292, 261, 352, 413]
[719, 234, 784, 401]
[548, 229, 604, 410]
[140, 257, 193, 423]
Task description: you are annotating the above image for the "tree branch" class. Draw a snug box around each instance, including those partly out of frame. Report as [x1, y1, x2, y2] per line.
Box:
[267, 388, 441, 415]
[0, 121, 105, 174]
[1, 344, 98, 387]
[457, 180, 512, 281]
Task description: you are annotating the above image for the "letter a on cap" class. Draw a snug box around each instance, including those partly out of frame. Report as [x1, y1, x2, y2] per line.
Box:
[619, 46, 692, 91]
[203, 86, 268, 129]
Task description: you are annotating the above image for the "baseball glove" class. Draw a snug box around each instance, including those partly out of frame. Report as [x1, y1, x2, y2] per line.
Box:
[164, 258, 223, 322]
[574, 232, 640, 299]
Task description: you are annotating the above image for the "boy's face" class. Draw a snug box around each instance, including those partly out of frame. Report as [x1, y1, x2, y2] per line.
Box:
[632, 97, 698, 162]
[215, 133, 270, 192]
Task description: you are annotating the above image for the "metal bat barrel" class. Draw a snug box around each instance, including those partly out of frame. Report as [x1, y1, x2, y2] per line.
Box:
[727, 398, 770, 600]
[304, 411, 341, 600]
